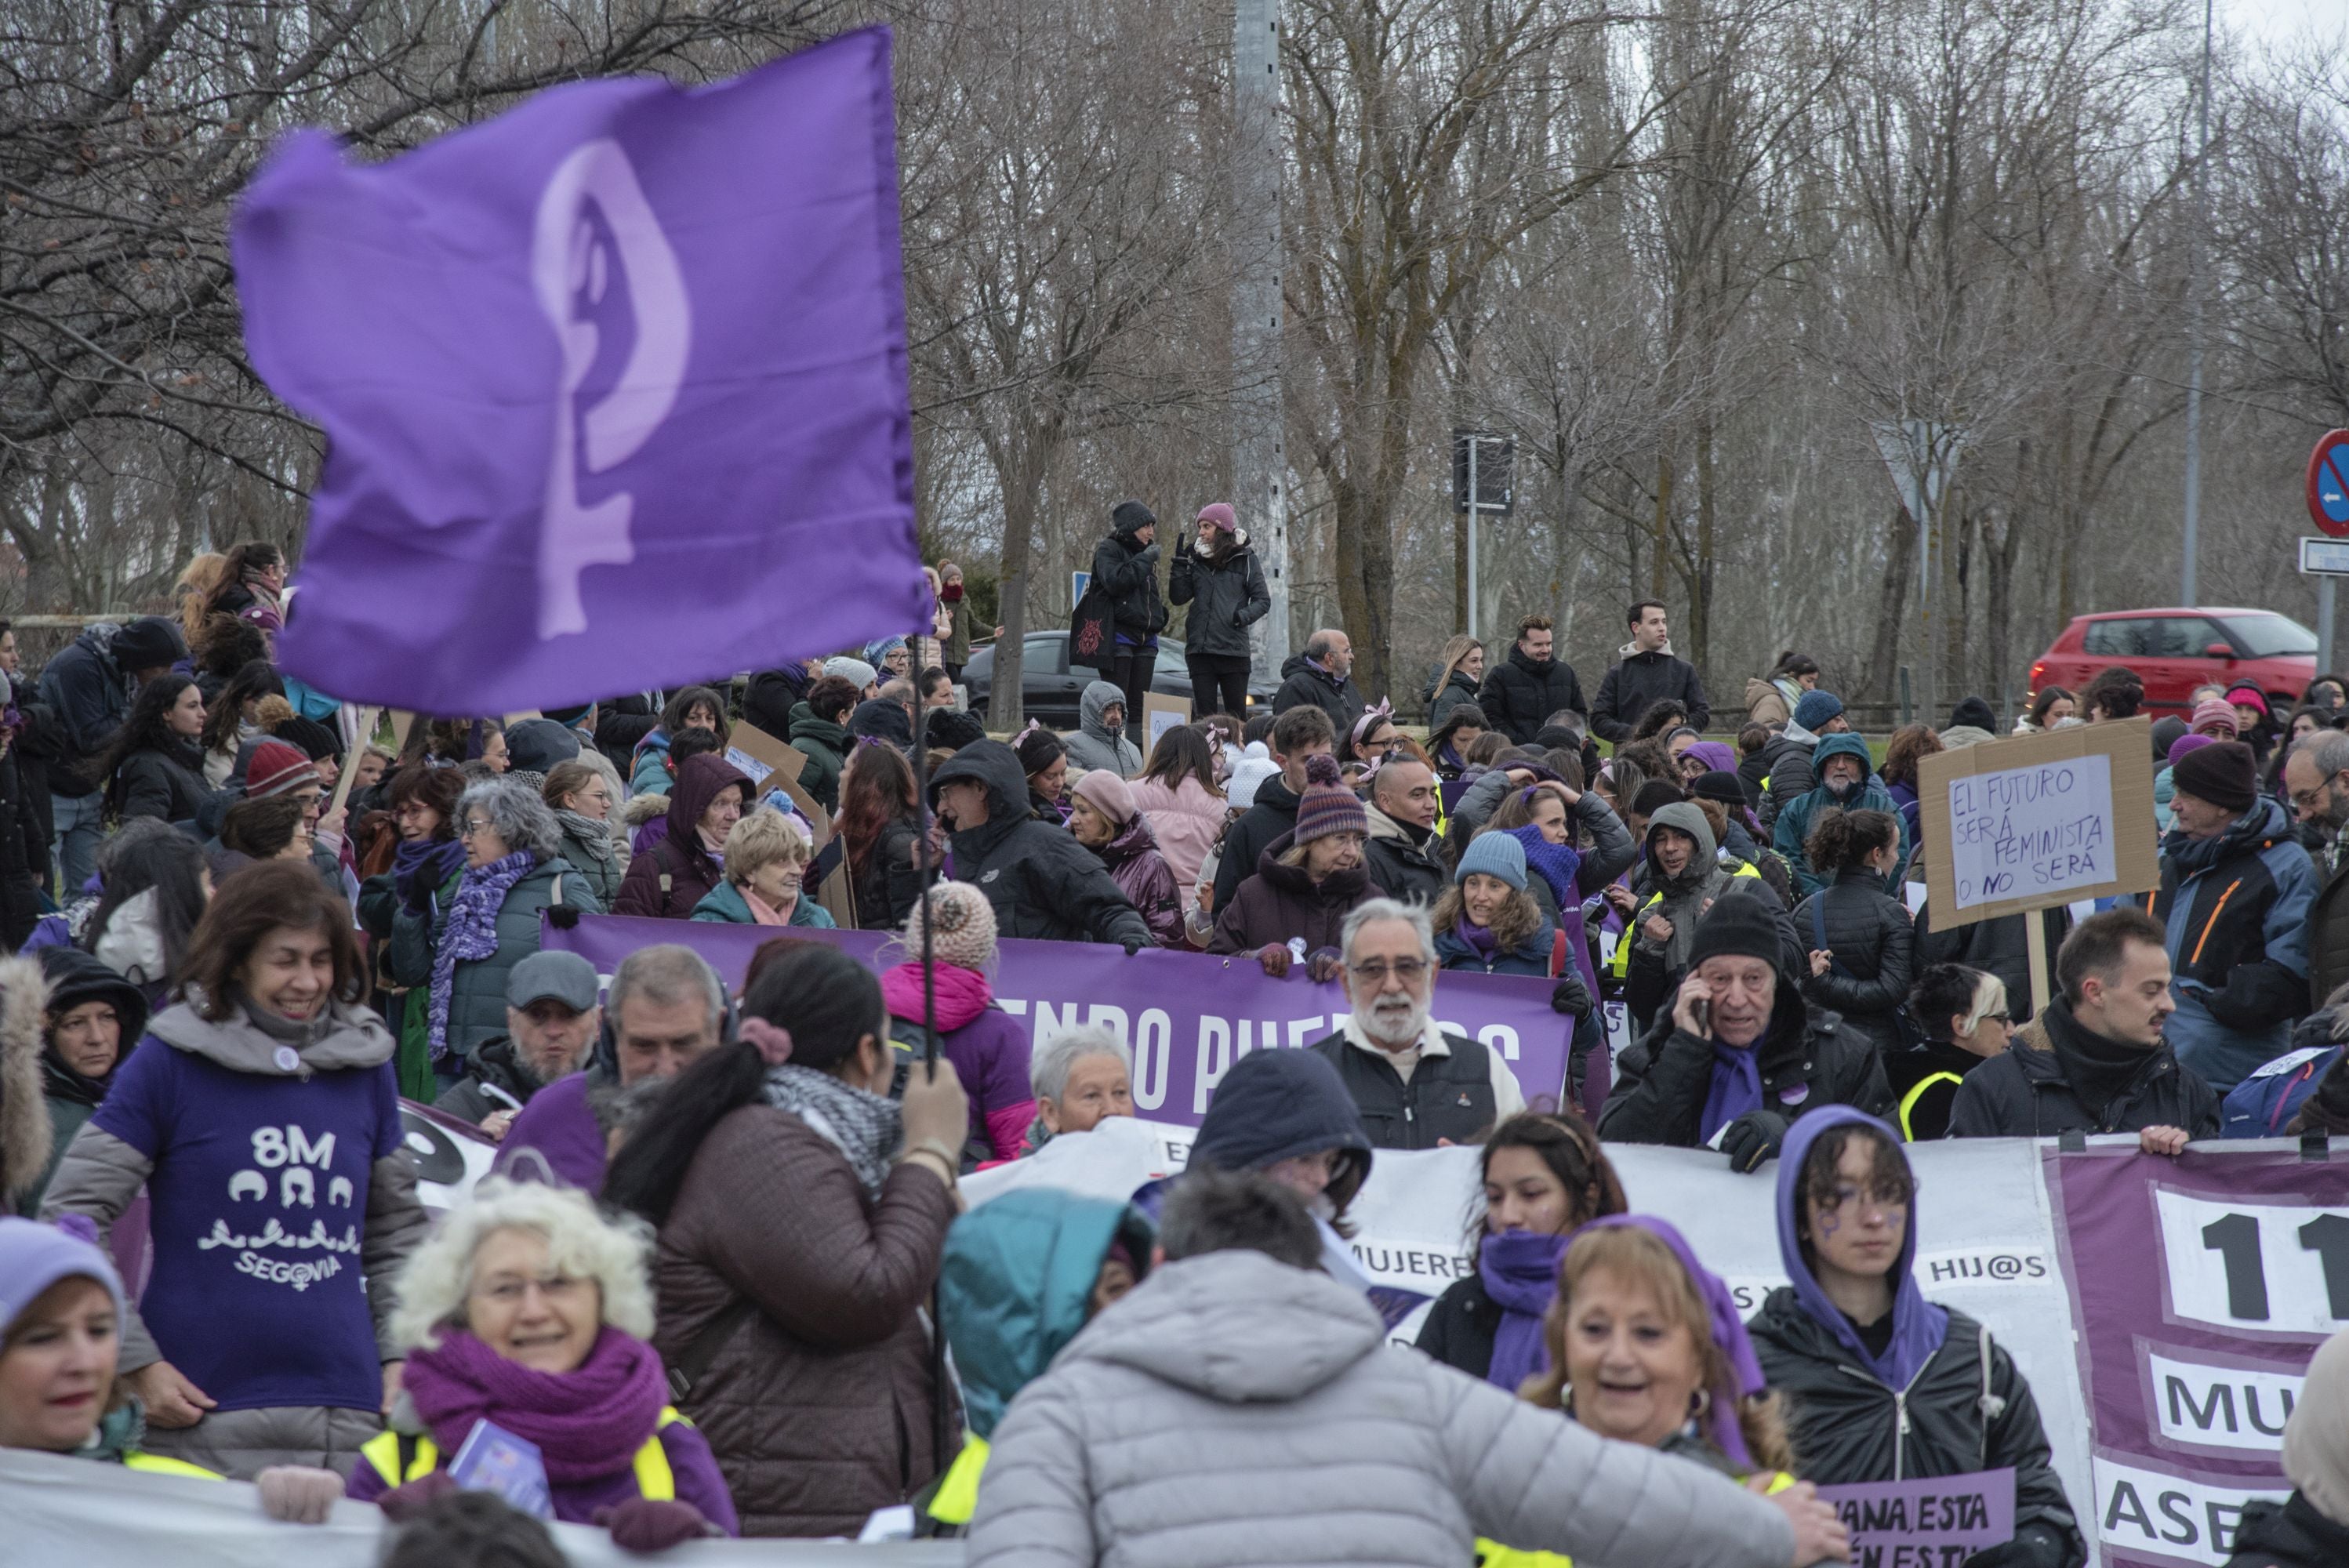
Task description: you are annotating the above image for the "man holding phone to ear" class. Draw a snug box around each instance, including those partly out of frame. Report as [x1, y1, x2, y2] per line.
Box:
[1599, 895, 1893, 1171]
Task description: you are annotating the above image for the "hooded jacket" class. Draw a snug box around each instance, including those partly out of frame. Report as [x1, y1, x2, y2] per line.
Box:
[786, 702, 853, 814]
[1757, 722, 1822, 832]
[740, 664, 811, 740]
[1364, 800, 1447, 906]
[2147, 797, 2316, 1091]
[1475, 644, 1589, 746]
[1625, 803, 1747, 1032]
[1091, 810, 1182, 947]
[928, 741, 1154, 950]
[1773, 732, 1910, 898]
[1748, 1109, 2085, 1567]
[1591, 642, 1711, 743]
[1061, 681, 1143, 777]
[17, 950, 145, 1218]
[1271, 652, 1367, 740]
[1209, 832, 1379, 956]
[964, 1248, 1800, 1568]
[39, 622, 178, 797]
[41, 994, 427, 1420]
[1945, 1004, 2221, 1138]
[1794, 866, 1918, 1058]
[1599, 920, 1896, 1149]
[1192, 1045, 1375, 1197]
[1167, 530, 1270, 661]
[615, 753, 753, 920]
[1211, 773, 1302, 909]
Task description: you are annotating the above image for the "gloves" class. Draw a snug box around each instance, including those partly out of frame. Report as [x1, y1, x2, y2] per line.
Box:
[595, 1497, 713, 1553]
[545, 902, 583, 930]
[375, 1471, 459, 1521]
[1719, 1110, 1792, 1174]
[1135, 543, 1161, 566]
[1121, 935, 1145, 956]
[1305, 947, 1345, 983]
[1550, 972, 1594, 1018]
[1963, 1523, 2068, 1568]
[1257, 942, 1294, 978]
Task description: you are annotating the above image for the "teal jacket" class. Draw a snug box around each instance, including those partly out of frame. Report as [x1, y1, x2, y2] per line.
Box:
[688, 878, 836, 927]
[1771, 732, 1911, 899]
[939, 1189, 1154, 1439]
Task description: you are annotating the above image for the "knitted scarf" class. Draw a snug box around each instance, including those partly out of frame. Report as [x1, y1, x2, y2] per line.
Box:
[1452, 916, 1501, 966]
[1507, 825, 1583, 908]
[880, 960, 993, 1033]
[1480, 1229, 1567, 1396]
[428, 850, 534, 1062]
[399, 1327, 667, 1485]
[764, 1062, 902, 1196]
[394, 837, 467, 914]
[554, 809, 615, 869]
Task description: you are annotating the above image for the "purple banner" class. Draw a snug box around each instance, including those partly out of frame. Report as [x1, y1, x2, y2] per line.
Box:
[1817, 1468, 2015, 1567]
[234, 31, 925, 712]
[542, 914, 1575, 1127]
[2046, 1146, 2349, 1566]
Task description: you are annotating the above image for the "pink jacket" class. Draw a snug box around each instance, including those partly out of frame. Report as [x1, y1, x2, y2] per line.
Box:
[1130, 775, 1225, 913]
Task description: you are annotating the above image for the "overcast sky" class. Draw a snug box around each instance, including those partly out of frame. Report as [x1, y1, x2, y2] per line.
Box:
[2219, 0, 2344, 51]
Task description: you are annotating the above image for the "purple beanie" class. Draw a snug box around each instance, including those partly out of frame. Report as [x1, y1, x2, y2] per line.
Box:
[2168, 732, 2218, 769]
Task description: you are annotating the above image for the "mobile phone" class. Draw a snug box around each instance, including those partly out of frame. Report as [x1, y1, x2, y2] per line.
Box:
[1690, 998, 1711, 1035]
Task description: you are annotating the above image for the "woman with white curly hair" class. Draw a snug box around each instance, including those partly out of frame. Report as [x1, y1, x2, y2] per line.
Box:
[343, 1179, 738, 1547]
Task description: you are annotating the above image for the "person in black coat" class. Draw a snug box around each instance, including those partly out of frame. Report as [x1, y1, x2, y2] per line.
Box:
[1591, 601, 1710, 743]
[1474, 616, 1588, 746]
[1947, 907, 2220, 1145]
[739, 662, 814, 740]
[1890, 964, 2016, 1141]
[36, 616, 184, 892]
[1414, 1113, 1628, 1384]
[1089, 501, 1170, 728]
[1748, 1107, 2086, 1568]
[1167, 503, 1269, 720]
[928, 739, 1153, 951]
[1362, 757, 1445, 906]
[1211, 705, 1335, 910]
[1598, 893, 1894, 1173]
[591, 689, 663, 778]
[90, 673, 216, 829]
[1792, 808, 1915, 1058]
[1269, 630, 1366, 741]
[2224, 1327, 2349, 1568]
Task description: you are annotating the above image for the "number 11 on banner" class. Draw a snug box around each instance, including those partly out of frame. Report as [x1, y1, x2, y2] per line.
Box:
[2155, 1189, 2349, 1334]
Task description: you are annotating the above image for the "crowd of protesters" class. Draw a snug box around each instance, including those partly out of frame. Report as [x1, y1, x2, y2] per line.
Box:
[0, 519, 2345, 1566]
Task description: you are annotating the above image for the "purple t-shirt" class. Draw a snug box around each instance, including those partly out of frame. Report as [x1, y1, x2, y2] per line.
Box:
[92, 1037, 403, 1413]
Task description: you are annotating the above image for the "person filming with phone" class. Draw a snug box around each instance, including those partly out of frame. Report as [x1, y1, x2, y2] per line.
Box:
[1599, 895, 1893, 1172]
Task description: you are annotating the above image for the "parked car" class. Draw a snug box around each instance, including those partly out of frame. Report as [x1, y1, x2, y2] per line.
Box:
[2029, 608, 2318, 717]
[961, 631, 1279, 729]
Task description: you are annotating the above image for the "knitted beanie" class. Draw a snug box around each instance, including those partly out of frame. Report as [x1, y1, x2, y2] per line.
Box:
[903, 880, 999, 972]
[2168, 732, 2218, 770]
[2189, 699, 2239, 738]
[2225, 684, 2270, 717]
[1692, 769, 1748, 808]
[824, 656, 878, 691]
[2171, 739, 2256, 815]
[245, 739, 318, 800]
[1792, 690, 1845, 731]
[0, 1216, 124, 1335]
[1226, 756, 1279, 811]
[1630, 779, 1686, 819]
[1291, 754, 1368, 844]
[926, 709, 988, 751]
[1456, 830, 1528, 891]
[1196, 502, 1236, 535]
[1686, 893, 1783, 971]
[1073, 767, 1138, 826]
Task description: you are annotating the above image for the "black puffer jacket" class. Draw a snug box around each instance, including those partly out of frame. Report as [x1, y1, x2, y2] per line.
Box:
[740, 665, 810, 740]
[1211, 775, 1300, 910]
[1475, 646, 1588, 746]
[0, 745, 47, 949]
[1793, 869, 1917, 1058]
[1591, 647, 1710, 742]
[1598, 970, 1895, 1149]
[1747, 1292, 2086, 1568]
[1944, 1003, 2221, 1138]
[111, 737, 216, 826]
[929, 740, 1153, 950]
[1413, 1271, 1500, 1381]
[1090, 514, 1167, 641]
[2224, 1495, 2349, 1568]
[1167, 532, 1269, 660]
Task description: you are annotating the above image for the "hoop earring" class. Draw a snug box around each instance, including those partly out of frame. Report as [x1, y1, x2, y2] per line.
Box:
[1690, 1387, 1712, 1419]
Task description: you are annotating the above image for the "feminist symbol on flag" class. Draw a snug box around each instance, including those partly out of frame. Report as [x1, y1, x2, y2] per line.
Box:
[529, 139, 692, 640]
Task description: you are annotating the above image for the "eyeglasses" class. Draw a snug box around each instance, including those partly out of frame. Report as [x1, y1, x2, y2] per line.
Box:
[459, 818, 494, 837]
[1981, 1012, 2012, 1026]
[1349, 958, 1429, 983]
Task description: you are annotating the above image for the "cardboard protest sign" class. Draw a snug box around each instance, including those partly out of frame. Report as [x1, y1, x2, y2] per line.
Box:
[1142, 692, 1190, 754]
[724, 720, 825, 841]
[1817, 1469, 2015, 1567]
[1916, 717, 2158, 931]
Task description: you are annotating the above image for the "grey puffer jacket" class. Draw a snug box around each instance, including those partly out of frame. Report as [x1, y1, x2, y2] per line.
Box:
[1061, 681, 1143, 777]
[388, 853, 604, 1067]
[966, 1249, 1797, 1568]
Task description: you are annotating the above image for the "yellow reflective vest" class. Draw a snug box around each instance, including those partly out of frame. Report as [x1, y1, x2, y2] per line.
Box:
[122, 1451, 223, 1480]
[1608, 862, 1763, 978]
[360, 1408, 692, 1501]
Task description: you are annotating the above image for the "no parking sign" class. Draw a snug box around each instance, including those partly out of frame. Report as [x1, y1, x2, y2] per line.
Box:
[2309, 428, 2349, 536]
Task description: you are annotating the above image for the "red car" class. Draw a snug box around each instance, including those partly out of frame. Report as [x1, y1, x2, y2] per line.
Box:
[2029, 608, 2318, 717]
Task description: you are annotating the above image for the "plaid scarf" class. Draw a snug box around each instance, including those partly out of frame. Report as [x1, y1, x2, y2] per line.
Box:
[428, 849, 534, 1063]
[764, 1062, 903, 1196]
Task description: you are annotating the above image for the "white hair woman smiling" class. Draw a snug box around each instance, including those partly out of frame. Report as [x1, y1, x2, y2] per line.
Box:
[347, 1178, 739, 1543]
[1027, 1025, 1135, 1150]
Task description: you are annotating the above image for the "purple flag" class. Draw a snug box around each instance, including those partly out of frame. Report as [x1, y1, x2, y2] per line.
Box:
[232, 30, 924, 713]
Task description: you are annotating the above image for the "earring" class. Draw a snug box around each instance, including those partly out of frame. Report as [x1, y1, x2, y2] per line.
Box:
[1690, 1387, 1712, 1419]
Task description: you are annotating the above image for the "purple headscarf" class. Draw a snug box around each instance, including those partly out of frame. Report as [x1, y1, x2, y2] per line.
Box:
[1775, 1104, 1950, 1392]
[1682, 739, 1737, 775]
[1578, 1214, 1768, 1467]
[1479, 1229, 1567, 1396]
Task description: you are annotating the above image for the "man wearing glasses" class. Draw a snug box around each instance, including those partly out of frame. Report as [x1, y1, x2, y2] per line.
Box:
[1305, 898, 1525, 1149]
[2285, 729, 2349, 1009]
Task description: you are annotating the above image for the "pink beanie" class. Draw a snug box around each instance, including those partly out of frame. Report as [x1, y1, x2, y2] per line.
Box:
[2190, 699, 2238, 739]
[1073, 767, 1137, 826]
[1195, 503, 1236, 535]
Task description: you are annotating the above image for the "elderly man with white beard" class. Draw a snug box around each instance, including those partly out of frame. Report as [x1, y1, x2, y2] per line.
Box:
[1305, 898, 1527, 1149]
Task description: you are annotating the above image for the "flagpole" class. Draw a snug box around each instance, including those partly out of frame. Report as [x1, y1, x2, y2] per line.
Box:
[910, 641, 938, 1069]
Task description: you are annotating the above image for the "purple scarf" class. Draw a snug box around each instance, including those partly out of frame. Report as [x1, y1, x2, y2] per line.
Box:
[1480, 1229, 1567, 1395]
[428, 848, 533, 1062]
[1699, 1041, 1764, 1143]
[1580, 1216, 1767, 1467]
[400, 1327, 668, 1485]
[394, 837, 467, 913]
[1453, 915, 1500, 965]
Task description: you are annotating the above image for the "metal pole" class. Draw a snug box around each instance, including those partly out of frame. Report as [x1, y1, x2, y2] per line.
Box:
[1234, 0, 1289, 669]
[2181, 0, 2211, 607]
[2322, 578, 2339, 677]
[1466, 438, 1479, 641]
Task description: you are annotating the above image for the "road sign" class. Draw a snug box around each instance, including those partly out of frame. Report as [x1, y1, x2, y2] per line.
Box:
[1450, 430, 1513, 515]
[2309, 430, 2349, 538]
[2302, 537, 2349, 576]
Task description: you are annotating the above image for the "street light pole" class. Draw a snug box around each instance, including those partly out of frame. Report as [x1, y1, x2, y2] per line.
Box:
[2181, 0, 2210, 608]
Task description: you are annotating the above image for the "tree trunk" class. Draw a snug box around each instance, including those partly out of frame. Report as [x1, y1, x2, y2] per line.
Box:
[1861, 507, 1917, 706]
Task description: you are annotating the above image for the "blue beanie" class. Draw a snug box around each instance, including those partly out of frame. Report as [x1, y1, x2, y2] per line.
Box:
[0, 1216, 125, 1337]
[1793, 690, 1845, 731]
[1456, 831, 1528, 891]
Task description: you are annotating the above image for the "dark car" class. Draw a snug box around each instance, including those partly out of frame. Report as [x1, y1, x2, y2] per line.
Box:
[2029, 608, 2318, 717]
[960, 631, 1279, 728]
